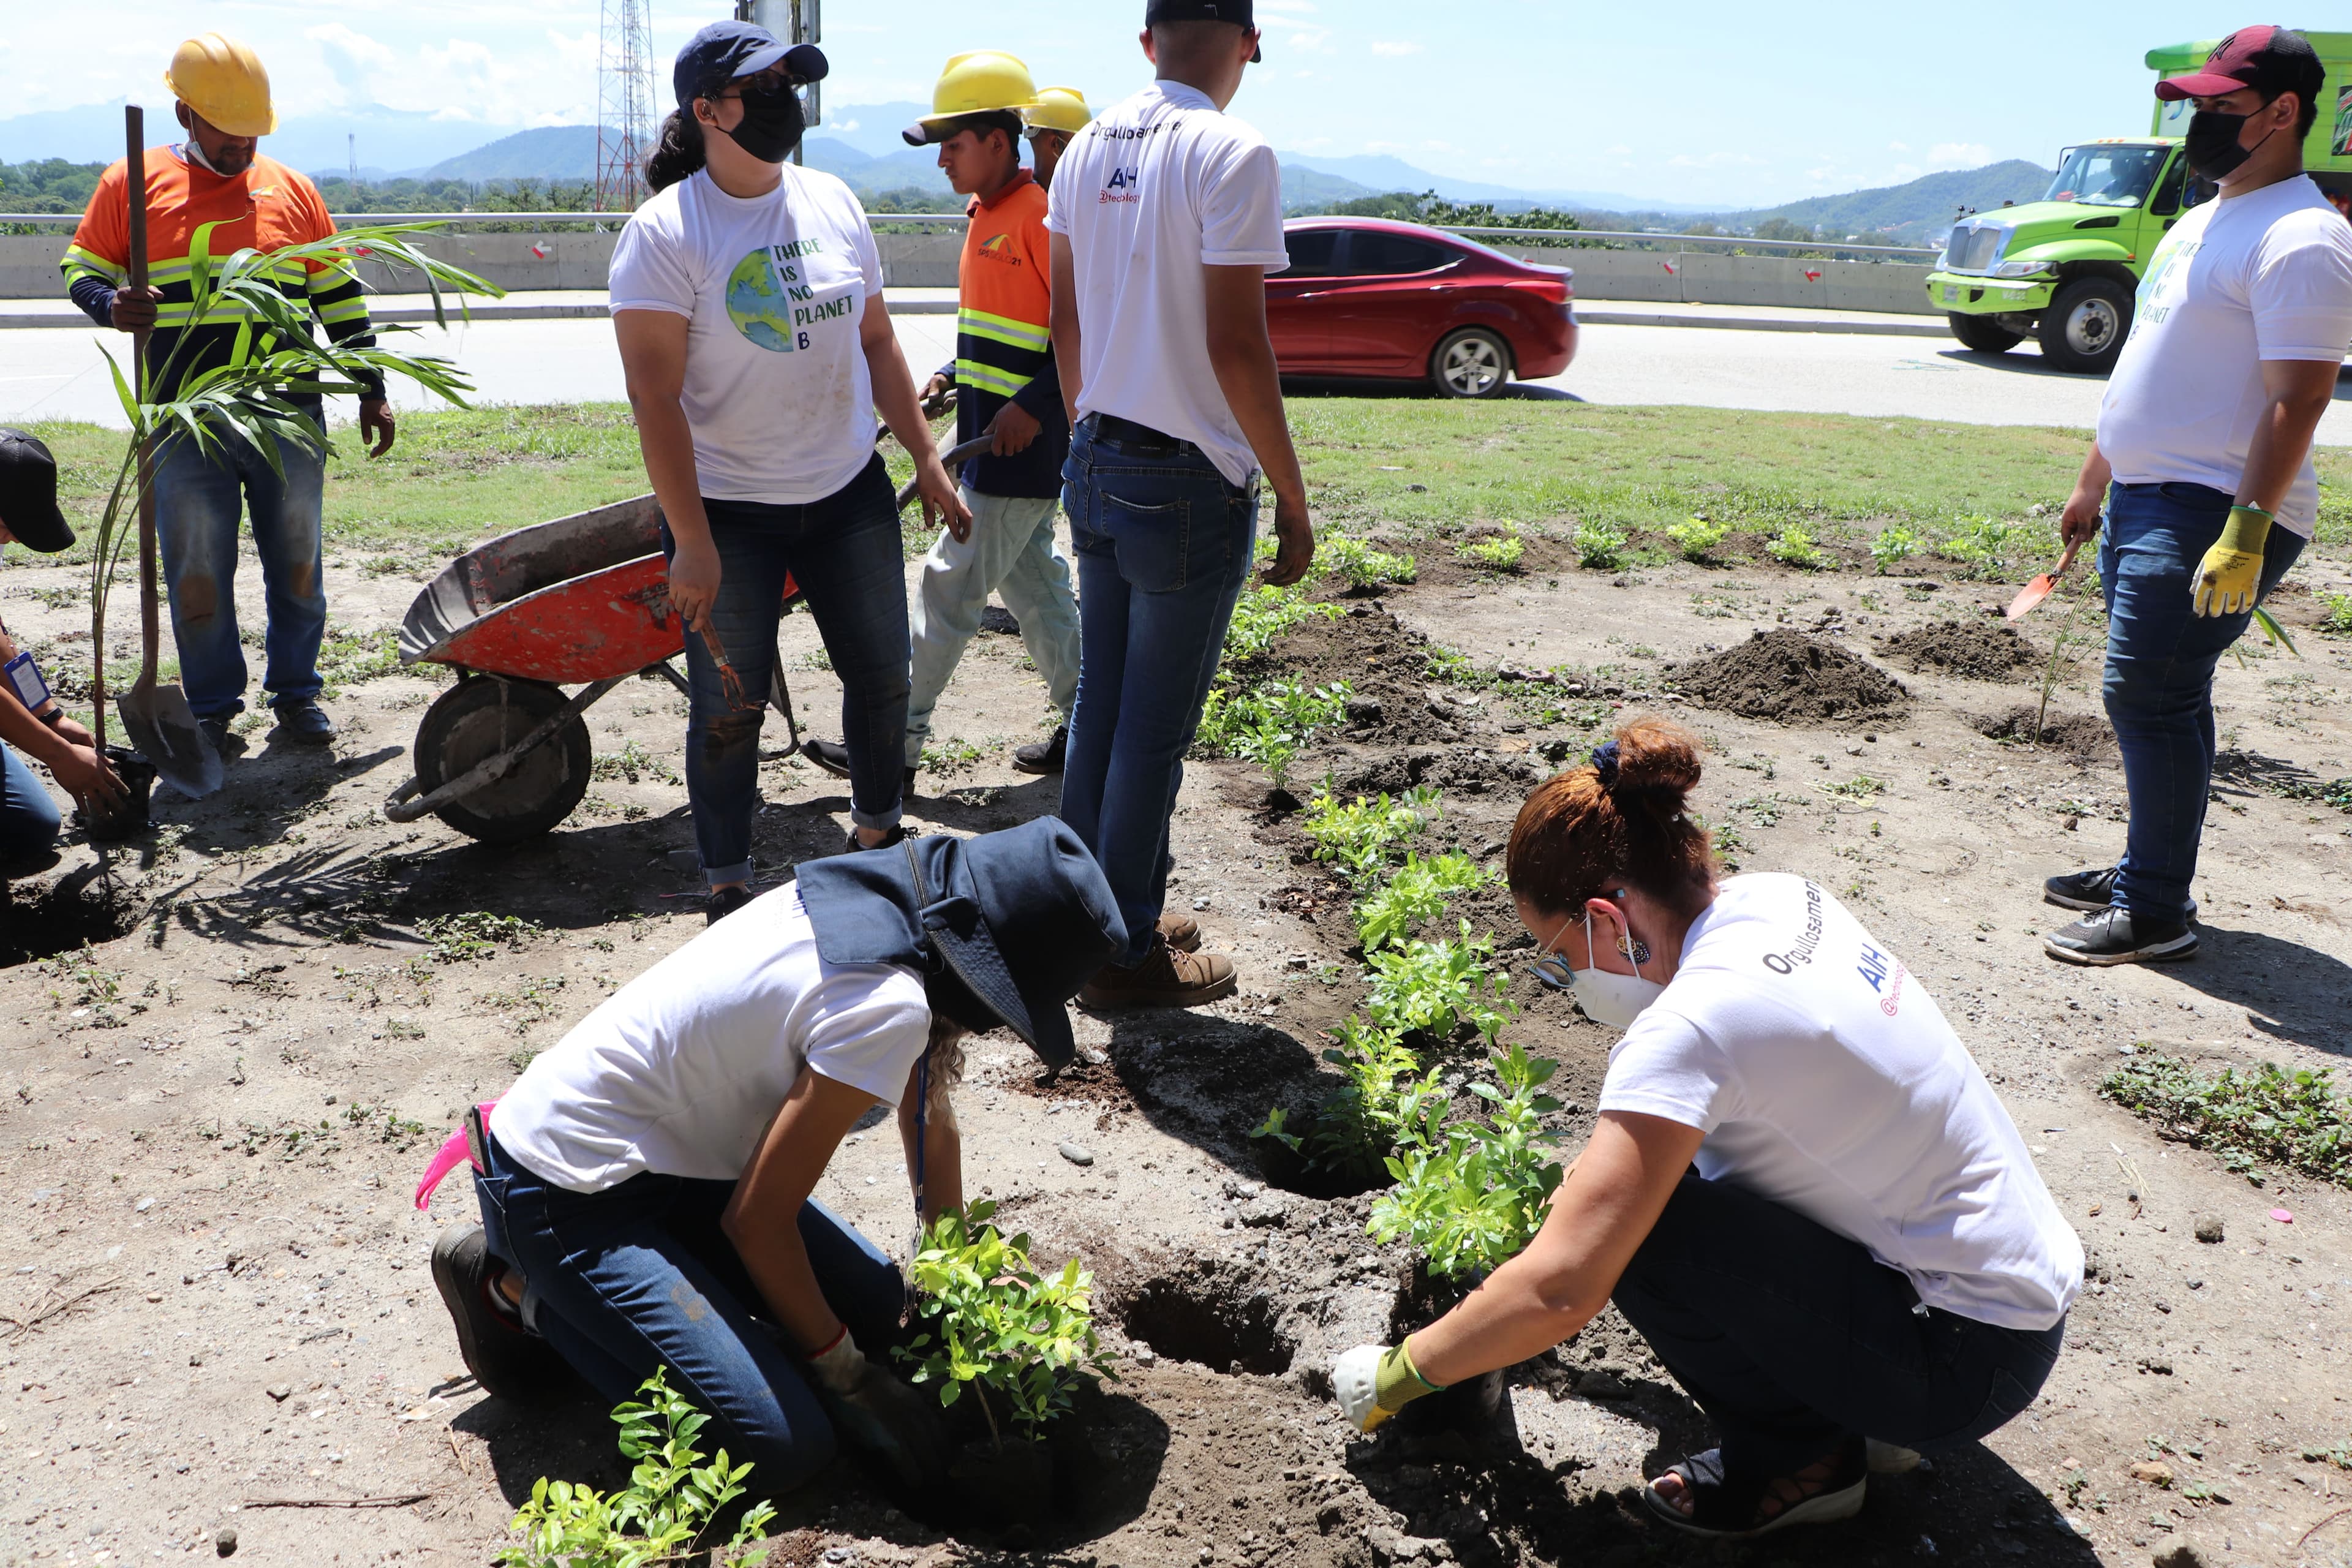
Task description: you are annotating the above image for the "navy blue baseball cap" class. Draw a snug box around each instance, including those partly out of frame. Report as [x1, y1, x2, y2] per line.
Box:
[673, 21, 829, 108]
[1145, 0, 1263, 61]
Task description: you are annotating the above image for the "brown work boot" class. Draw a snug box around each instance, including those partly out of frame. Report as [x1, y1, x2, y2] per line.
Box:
[1158, 910, 1202, 952]
[1079, 935, 1237, 1011]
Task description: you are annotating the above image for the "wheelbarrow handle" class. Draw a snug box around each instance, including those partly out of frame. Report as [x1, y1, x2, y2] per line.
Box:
[895, 437, 996, 512]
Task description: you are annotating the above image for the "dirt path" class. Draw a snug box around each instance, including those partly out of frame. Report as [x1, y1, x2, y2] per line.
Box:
[5, 521, 2352, 1568]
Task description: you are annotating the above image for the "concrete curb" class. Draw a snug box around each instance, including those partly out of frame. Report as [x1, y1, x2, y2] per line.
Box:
[1574, 308, 1950, 339]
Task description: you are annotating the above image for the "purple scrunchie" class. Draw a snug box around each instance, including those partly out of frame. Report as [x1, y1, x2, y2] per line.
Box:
[1589, 740, 1621, 785]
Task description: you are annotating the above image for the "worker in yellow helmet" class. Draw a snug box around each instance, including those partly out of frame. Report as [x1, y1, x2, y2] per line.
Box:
[1022, 88, 1093, 191]
[61, 32, 392, 753]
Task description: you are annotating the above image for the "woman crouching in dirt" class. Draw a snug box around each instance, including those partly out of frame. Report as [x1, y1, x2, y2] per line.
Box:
[1330, 719, 2082, 1542]
[423, 820, 1123, 1499]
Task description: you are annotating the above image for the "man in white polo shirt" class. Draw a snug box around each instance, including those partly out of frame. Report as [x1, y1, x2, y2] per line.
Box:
[1046, 0, 1314, 1010]
[2043, 25, 2352, 967]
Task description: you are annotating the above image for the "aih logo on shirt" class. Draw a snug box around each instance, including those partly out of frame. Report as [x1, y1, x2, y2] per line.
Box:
[1099, 165, 1142, 206]
[723, 237, 858, 354]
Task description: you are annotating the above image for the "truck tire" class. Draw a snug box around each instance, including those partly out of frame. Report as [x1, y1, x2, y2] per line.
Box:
[1947, 313, 2023, 354]
[2037, 276, 2132, 375]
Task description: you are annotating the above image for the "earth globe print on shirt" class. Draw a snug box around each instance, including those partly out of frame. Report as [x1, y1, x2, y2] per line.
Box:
[726, 248, 801, 353]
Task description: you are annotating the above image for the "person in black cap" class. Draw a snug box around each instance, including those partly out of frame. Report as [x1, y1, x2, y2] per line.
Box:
[2043, 26, 2352, 967]
[424, 818, 1125, 1501]
[0, 429, 124, 864]
[611, 20, 970, 923]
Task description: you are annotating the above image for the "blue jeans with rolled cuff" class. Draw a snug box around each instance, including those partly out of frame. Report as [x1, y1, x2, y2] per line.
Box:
[153, 420, 328, 721]
[471, 1128, 909, 1498]
[665, 454, 911, 888]
[1059, 417, 1258, 967]
[1611, 1173, 2067, 1480]
[2099, 481, 2306, 927]
[0, 741, 62, 865]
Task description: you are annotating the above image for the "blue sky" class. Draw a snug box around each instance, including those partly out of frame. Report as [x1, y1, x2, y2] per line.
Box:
[0, 1, 2257, 205]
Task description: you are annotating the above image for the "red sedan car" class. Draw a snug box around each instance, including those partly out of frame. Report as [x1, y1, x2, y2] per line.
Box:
[1267, 218, 1577, 398]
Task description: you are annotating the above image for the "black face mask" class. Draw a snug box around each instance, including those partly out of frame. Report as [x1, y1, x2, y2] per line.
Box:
[715, 80, 806, 164]
[2184, 104, 2280, 183]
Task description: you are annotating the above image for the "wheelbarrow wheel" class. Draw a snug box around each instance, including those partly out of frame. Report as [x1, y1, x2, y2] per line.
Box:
[413, 676, 594, 844]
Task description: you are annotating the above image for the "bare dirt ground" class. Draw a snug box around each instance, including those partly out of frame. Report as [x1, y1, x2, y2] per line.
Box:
[6, 510, 2352, 1568]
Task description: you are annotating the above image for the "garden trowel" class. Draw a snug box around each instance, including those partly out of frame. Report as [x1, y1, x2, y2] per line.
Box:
[2005, 537, 2084, 622]
[113, 107, 222, 799]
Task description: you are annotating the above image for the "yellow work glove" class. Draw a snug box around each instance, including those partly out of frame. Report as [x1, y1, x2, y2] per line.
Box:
[2192, 505, 2272, 617]
[1332, 1341, 1446, 1433]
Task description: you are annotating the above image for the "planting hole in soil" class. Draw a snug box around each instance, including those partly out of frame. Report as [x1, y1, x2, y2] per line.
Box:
[1973, 704, 2116, 760]
[1, 873, 141, 967]
[1875, 617, 2037, 681]
[1668, 628, 1910, 725]
[1117, 1264, 1295, 1375]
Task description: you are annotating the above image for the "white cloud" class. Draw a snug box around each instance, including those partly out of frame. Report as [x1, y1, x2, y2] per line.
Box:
[1371, 41, 1423, 57]
[303, 23, 398, 107]
[1928, 141, 1992, 169]
[1887, 140, 1910, 153]
[1285, 28, 1335, 53]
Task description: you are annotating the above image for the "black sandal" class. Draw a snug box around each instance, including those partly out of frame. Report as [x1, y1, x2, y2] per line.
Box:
[1643, 1439, 1869, 1540]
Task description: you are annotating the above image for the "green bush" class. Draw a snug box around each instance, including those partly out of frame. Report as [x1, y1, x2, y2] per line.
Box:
[1195, 679, 1352, 788]
[1370, 1044, 1567, 1280]
[1459, 529, 1525, 572]
[1302, 785, 1442, 881]
[2101, 1052, 2352, 1186]
[1254, 1018, 1445, 1183]
[502, 1368, 777, 1568]
[1354, 851, 1494, 951]
[897, 1201, 1118, 1441]
[1664, 516, 1730, 561]
[1365, 922, 1512, 1044]
[1870, 526, 1921, 572]
[2320, 594, 2352, 638]
[1767, 526, 1827, 569]
[1573, 520, 1628, 570]
[1224, 583, 1342, 661]
[1319, 536, 1419, 590]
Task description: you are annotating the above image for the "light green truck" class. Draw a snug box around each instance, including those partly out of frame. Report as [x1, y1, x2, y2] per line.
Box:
[1925, 30, 2352, 374]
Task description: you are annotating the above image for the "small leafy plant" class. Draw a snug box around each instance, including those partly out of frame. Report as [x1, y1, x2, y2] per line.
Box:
[2101, 1052, 2352, 1187]
[1302, 785, 1441, 881]
[502, 1367, 776, 1568]
[1318, 535, 1420, 590]
[1574, 520, 1628, 570]
[1224, 583, 1342, 662]
[2320, 593, 2352, 637]
[1371, 1045, 1567, 1280]
[1460, 528, 1525, 573]
[1354, 851, 1494, 951]
[420, 911, 544, 963]
[897, 1202, 1118, 1443]
[1196, 679, 1352, 788]
[1870, 526, 1921, 573]
[1665, 516, 1730, 562]
[1254, 1018, 1446, 1183]
[1365, 922, 1512, 1044]
[1767, 527, 1826, 569]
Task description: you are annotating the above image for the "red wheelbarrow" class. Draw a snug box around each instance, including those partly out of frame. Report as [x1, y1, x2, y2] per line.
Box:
[382, 493, 802, 843]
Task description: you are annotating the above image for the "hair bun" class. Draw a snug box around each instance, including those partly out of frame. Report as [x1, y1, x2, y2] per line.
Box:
[1609, 717, 1703, 799]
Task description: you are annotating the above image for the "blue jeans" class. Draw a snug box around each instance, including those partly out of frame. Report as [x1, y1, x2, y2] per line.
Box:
[472, 1129, 908, 1498]
[666, 454, 911, 886]
[0, 741, 62, 865]
[904, 487, 1082, 768]
[153, 422, 328, 720]
[2100, 481, 2306, 925]
[1060, 418, 1257, 967]
[1613, 1174, 2067, 1479]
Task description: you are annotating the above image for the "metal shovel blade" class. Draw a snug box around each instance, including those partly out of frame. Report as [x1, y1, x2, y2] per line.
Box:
[2005, 538, 2084, 622]
[119, 677, 222, 799]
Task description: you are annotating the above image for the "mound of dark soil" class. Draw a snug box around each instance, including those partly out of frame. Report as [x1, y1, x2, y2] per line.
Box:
[1667, 628, 1910, 725]
[1975, 706, 2115, 759]
[1237, 603, 1457, 748]
[1877, 617, 2038, 682]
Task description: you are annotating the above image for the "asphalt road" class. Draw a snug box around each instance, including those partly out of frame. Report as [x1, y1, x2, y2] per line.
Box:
[6, 307, 2348, 447]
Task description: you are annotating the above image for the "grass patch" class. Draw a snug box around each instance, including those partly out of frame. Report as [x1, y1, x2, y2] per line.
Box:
[2101, 1051, 2352, 1186]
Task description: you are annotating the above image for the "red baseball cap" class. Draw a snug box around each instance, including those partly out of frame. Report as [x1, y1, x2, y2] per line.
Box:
[2155, 24, 2324, 104]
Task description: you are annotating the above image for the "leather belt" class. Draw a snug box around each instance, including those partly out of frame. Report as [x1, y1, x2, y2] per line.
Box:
[1086, 412, 1198, 457]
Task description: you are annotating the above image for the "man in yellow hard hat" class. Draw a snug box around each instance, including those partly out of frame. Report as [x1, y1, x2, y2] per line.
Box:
[61, 32, 393, 753]
[1022, 88, 1093, 191]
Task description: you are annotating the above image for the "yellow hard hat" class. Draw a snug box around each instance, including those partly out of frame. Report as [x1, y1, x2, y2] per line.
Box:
[902, 51, 1041, 145]
[1023, 88, 1093, 136]
[164, 32, 276, 138]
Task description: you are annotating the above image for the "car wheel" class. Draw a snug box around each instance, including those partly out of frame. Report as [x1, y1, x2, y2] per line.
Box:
[1947, 312, 2023, 354]
[2036, 277, 2132, 375]
[1430, 328, 1513, 399]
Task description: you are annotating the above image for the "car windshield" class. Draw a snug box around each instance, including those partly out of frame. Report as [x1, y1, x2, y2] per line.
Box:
[2044, 145, 2169, 209]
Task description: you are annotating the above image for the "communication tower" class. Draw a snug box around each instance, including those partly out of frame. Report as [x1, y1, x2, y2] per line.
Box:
[595, 0, 656, 211]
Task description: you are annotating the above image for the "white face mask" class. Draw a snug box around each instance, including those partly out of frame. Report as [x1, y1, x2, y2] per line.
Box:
[1558, 909, 1667, 1030]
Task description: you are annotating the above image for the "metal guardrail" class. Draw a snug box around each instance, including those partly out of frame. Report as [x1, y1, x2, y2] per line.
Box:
[0, 209, 1943, 258]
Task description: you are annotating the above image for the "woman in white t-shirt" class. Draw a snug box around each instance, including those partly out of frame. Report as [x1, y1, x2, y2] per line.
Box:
[610, 23, 971, 921]
[1332, 720, 2081, 1542]
[424, 819, 1124, 1501]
